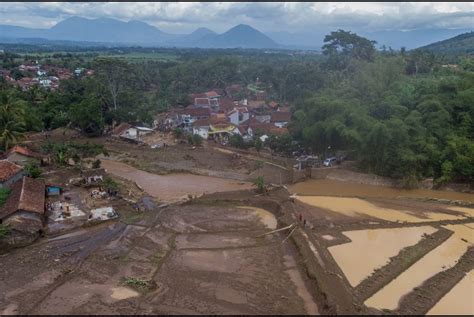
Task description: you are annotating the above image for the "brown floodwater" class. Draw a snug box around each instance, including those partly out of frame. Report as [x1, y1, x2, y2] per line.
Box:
[328, 226, 437, 287]
[427, 270, 474, 315]
[365, 223, 474, 311]
[295, 196, 468, 223]
[289, 179, 474, 203]
[102, 159, 252, 202]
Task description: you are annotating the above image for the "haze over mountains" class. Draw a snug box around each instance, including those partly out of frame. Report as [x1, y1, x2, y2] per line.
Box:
[0, 16, 471, 50]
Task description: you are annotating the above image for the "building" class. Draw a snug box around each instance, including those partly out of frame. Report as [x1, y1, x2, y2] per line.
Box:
[111, 123, 153, 142]
[0, 160, 24, 188]
[192, 119, 211, 140]
[271, 111, 292, 128]
[194, 98, 211, 108]
[0, 177, 45, 235]
[6, 145, 48, 166]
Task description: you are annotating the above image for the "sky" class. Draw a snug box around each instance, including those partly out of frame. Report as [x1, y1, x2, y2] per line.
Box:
[0, 2, 473, 34]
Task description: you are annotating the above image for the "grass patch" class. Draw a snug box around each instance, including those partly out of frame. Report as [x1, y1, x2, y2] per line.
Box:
[120, 213, 145, 225]
[121, 277, 156, 292]
[0, 224, 11, 239]
[0, 188, 10, 207]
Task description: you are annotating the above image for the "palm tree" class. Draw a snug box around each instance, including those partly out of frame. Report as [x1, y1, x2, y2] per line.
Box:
[0, 119, 25, 150]
[0, 96, 26, 151]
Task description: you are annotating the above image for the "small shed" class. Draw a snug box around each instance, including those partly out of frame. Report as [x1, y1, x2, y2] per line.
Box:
[46, 185, 62, 196]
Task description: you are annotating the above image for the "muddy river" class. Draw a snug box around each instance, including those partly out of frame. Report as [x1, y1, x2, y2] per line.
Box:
[102, 159, 252, 202]
[289, 179, 474, 203]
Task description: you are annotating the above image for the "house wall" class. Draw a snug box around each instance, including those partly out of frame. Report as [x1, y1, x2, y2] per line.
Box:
[122, 128, 138, 138]
[228, 111, 239, 126]
[239, 112, 250, 124]
[249, 162, 294, 185]
[3, 211, 43, 233]
[255, 115, 271, 123]
[274, 121, 287, 128]
[193, 127, 209, 139]
[0, 170, 24, 188]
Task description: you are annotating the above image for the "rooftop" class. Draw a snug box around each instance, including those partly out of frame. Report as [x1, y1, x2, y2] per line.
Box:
[8, 145, 46, 159]
[0, 160, 23, 182]
[0, 176, 45, 220]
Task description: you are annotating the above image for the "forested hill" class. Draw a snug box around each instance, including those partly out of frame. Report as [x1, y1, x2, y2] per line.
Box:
[417, 31, 474, 57]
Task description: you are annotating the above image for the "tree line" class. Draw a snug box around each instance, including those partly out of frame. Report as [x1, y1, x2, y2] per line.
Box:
[0, 29, 472, 185]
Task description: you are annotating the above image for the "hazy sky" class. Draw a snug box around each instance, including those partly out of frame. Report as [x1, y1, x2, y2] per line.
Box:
[1, 2, 473, 34]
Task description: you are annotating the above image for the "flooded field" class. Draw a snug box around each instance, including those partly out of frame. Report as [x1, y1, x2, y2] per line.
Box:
[289, 179, 474, 203]
[329, 226, 437, 286]
[294, 196, 468, 223]
[102, 159, 252, 202]
[0, 199, 319, 315]
[365, 223, 474, 311]
[427, 270, 474, 315]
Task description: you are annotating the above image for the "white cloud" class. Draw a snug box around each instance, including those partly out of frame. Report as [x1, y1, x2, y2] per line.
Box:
[0, 2, 472, 33]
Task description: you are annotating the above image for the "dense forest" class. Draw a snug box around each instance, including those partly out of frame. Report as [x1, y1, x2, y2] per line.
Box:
[0, 30, 473, 185]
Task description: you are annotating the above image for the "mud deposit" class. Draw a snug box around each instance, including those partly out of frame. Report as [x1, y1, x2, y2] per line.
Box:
[427, 270, 474, 315]
[365, 223, 474, 311]
[295, 196, 469, 223]
[102, 159, 252, 202]
[329, 226, 437, 286]
[0, 202, 318, 315]
[289, 179, 474, 203]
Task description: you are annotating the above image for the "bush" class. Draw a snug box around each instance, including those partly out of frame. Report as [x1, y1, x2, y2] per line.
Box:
[92, 159, 101, 169]
[173, 128, 183, 139]
[0, 224, 11, 239]
[229, 134, 249, 149]
[0, 188, 10, 207]
[253, 176, 266, 193]
[188, 134, 203, 146]
[102, 176, 119, 192]
[24, 161, 42, 178]
[254, 137, 263, 152]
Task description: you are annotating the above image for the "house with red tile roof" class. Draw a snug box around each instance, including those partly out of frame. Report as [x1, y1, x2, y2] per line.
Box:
[271, 111, 292, 128]
[0, 160, 24, 188]
[0, 176, 45, 235]
[7, 145, 48, 166]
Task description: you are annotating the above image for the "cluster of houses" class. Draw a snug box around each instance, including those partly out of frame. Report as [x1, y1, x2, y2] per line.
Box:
[0, 61, 93, 91]
[0, 160, 46, 240]
[0, 145, 53, 240]
[0, 144, 115, 245]
[154, 84, 292, 144]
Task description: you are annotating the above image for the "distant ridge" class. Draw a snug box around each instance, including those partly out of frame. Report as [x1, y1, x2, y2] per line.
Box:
[0, 16, 280, 49]
[416, 31, 474, 55]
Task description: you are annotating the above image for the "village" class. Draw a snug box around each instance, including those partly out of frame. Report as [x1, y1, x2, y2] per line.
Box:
[0, 61, 93, 91]
[0, 50, 473, 315]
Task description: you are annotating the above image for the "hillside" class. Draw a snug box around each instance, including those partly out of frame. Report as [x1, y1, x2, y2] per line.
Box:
[417, 31, 474, 56]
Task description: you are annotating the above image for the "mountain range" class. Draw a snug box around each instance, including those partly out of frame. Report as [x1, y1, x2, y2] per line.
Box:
[0, 16, 472, 50]
[0, 16, 279, 49]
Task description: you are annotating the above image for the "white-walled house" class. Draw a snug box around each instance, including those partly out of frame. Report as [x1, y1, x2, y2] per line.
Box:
[111, 123, 153, 141]
[192, 119, 210, 139]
